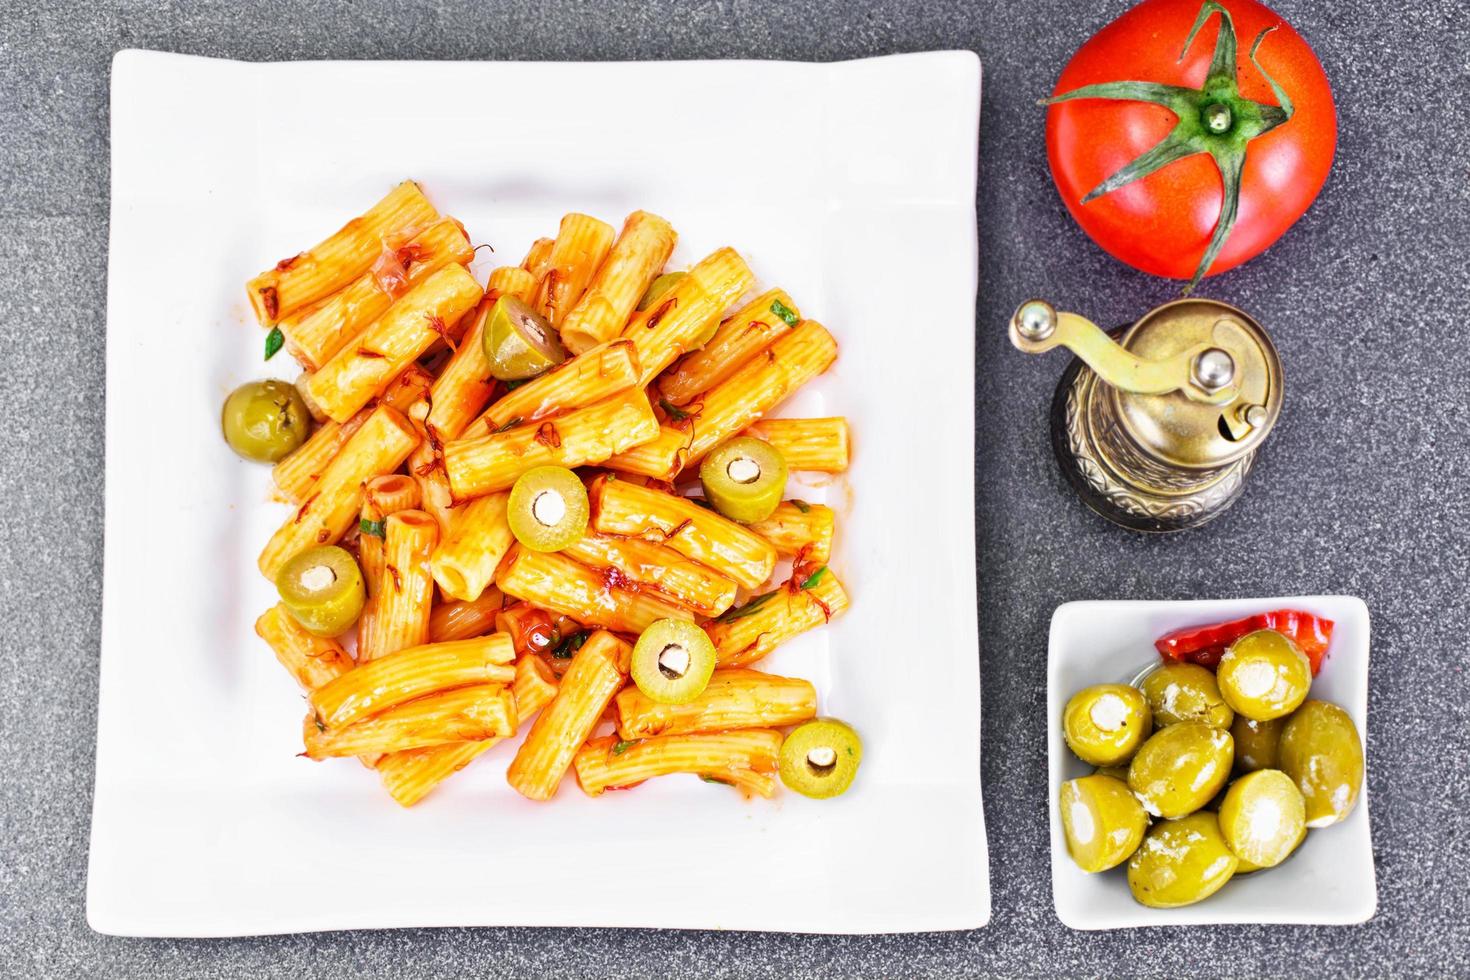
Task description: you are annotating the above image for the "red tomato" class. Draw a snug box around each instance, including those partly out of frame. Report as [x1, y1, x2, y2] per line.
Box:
[1046, 0, 1336, 284]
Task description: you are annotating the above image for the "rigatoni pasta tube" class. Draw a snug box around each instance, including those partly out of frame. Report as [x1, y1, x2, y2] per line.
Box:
[705, 571, 850, 667]
[601, 425, 691, 481]
[615, 669, 816, 740]
[559, 210, 676, 354]
[536, 213, 615, 328]
[258, 405, 419, 580]
[277, 218, 473, 370]
[425, 295, 498, 441]
[428, 589, 503, 643]
[308, 633, 515, 729]
[246, 180, 438, 326]
[254, 604, 354, 692]
[406, 399, 456, 532]
[623, 247, 755, 385]
[744, 417, 850, 472]
[747, 501, 835, 565]
[358, 510, 439, 662]
[573, 730, 782, 797]
[658, 288, 800, 406]
[306, 263, 483, 422]
[355, 475, 423, 651]
[487, 265, 539, 303]
[377, 655, 559, 807]
[430, 491, 514, 602]
[495, 547, 695, 635]
[588, 477, 776, 590]
[682, 320, 839, 463]
[506, 630, 629, 801]
[471, 340, 640, 435]
[560, 533, 737, 617]
[521, 237, 554, 279]
[272, 366, 430, 502]
[305, 684, 515, 758]
[444, 389, 659, 499]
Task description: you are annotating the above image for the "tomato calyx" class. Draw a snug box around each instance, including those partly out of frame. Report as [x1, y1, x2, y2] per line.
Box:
[1046, 0, 1297, 292]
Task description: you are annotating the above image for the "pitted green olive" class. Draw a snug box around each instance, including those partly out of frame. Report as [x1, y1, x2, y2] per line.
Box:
[1217, 769, 1307, 869]
[222, 379, 311, 462]
[1127, 812, 1238, 908]
[1279, 700, 1364, 828]
[1063, 684, 1151, 767]
[1127, 721, 1233, 819]
[1217, 629, 1312, 721]
[1060, 774, 1148, 873]
[1141, 662, 1234, 729]
[1232, 715, 1286, 773]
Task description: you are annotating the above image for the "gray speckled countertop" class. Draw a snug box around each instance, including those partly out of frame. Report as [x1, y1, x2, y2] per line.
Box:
[3, 1, 1467, 976]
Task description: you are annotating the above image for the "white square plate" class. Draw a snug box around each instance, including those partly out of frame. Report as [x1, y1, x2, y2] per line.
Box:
[89, 50, 987, 936]
[1047, 597, 1375, 930]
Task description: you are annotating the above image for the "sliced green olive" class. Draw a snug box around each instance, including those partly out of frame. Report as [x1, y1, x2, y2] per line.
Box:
[1062, 684, 1151, 767]
[779, 718, 862, 799]
[1127, 812, 1238, 908]
[1279, 700, 1364, 828]
[275, 545, 365, 637]
[508, 466, 589, 552]
[630, 619, 717, 704]
[1217, 629, 1312, 721]
[1060, 774, 1148, 873]
[221, 379, 311, 462]
[1140, 662, 1234, 729]
[636, 271, 687, 312]
[1217, 769, 1307, 870]
[699, 437, 788, 523]
[484, 294, 566, 381]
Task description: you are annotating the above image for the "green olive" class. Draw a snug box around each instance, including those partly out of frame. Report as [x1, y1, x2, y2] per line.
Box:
[630, 619, 717, 704]
[779, 719, 862, 799]
[1127, 812, 1238, 908]
[1062, 684, 1151, 767]
[1280, 700, 1364, 828]
[698, 437, 788, 524]
[1217, 769, 1307, 869]
[1127, 721, 1233, 818]
[636, 271, 687, 312]
[1140, 662, 1234, 729]
[1235, 826, 1305, 874]
[1232, 715, 1286, 773]
[221, 379, 311, 462]
[1217, 629, 1312, 721]
[484, 295, 567, 381]
[1093, 765, 1131, 781]
[1059, 774, 1148, 873]
[275, 545, 365, 637]
[508, 466, 589, 552]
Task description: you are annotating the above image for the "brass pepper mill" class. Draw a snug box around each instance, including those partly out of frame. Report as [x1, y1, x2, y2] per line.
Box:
[1009, 298, 1283, 533]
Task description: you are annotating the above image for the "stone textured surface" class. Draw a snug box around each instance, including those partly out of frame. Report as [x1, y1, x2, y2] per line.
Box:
[2, 0, 1467, 976]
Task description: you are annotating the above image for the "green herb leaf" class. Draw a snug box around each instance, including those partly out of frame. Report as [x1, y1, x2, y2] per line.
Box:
[264, 326, 285, 360]
[359, 517, 386, 538]
[700, 774, 732, 785]
[659, 398, 693, 422]
[503, 377, 530, 391]
[769, 299, 799, 327]
[612, 739, 639, 756]
[494, 416, 523, 433]
[717, 590, 779, 623]
[791, 499, 811, 514]
[313, 714, 326, 733]
[551, 630, 588, 660]
[800, 565, 828, 590]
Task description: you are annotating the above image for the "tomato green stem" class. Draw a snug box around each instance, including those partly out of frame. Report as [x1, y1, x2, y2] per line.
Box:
[1203, 103, 1233, 133]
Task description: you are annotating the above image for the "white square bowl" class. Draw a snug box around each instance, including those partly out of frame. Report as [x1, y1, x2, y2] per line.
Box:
[88, 50, 988, 936]
[1047, 596, 1376, 930]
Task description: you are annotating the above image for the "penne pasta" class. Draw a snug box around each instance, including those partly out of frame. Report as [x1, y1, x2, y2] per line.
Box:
[377, 655, 559, 807]
[305, 263, 484, 423]
[535, 213, 616, 328]
[444, 389, 659, 500]
[705, 570, 850, 667]
[428, 589, 503, 643]
[747, 501, 836, 565]
[559, 210, 677, 354]
[277, 218, 474, 370]
[560, 532, 737, 618]
[308, 633, 515, 730]
[470, 339, 640, 435]
[623, 247, 756, 385]
[305, 684, 515, 759]
[587, 476, 776, 590]
[430, 491, 514, 602]
[258, 405, 419, 580]
[506, 630, 629, 801]
[254, 603, 354, 692]
[358, 510, 439, 662]
[573, 729, 782, 797]
[681, 320, 839, 463]
[355, 475, 423, 652]
[496, 547, 696, 635]
[247, 180, 438, 326]
[744, 417, 850, 472]
[272, 366, 430, 503]
[601, 425, 691, 482]
[614, 668, 816, 740]
[658, 288, 800, 406]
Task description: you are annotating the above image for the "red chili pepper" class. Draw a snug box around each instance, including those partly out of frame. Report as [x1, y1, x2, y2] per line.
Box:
[1155, 609, 1335, 675]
